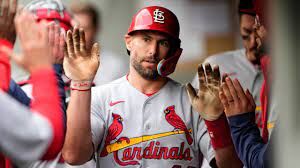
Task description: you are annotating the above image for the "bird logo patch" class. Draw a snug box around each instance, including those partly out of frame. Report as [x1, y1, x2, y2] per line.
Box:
[164, 105, 193, 145]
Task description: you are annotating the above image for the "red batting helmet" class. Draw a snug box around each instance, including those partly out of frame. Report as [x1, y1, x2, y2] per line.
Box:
[25, 0, 72, 31]
[128, 6, 181, 44]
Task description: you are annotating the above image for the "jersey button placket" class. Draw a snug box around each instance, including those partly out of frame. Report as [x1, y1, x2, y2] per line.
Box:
[142, 97, 152, 167]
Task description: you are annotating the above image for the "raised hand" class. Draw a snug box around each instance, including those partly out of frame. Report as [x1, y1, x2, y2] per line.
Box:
[48, 22, 65, 64]
[1, 11, 53, 72]
[219, 77, 256, 117]
[63, 27, 100, 81]
[186, 63, 224, 121]
[0, 0, 17, 44]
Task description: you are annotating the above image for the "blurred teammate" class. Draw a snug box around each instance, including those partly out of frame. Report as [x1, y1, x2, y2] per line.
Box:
[0, 6, 64, 167]
[70, 2, 128, 86]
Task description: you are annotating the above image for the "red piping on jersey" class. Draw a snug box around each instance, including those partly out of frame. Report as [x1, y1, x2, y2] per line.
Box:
[30, 68, 65, 160]
[260, 55, 271, 143]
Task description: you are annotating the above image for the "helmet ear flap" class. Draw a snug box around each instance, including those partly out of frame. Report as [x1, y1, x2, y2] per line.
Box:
[157, 48, 182, 77]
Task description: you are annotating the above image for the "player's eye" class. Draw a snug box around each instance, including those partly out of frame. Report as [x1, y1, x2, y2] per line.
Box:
[143, 37, 151, 42]
[242, 35, 250, 41]
[159, 40, 170, 48]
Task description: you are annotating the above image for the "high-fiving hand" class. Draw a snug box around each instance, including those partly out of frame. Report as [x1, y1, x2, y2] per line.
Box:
[1, 11, 53, 72]
[219, 77, 256, 117]
[63, 27, 100, 81]
[186, 63, 224, 121]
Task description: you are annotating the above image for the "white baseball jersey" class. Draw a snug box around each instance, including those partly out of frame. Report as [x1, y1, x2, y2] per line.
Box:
[91, 76, 214, 168]
[192, 49, 264, 132]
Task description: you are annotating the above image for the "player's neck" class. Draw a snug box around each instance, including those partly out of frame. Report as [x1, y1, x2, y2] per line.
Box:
[127, 68, 168, 95]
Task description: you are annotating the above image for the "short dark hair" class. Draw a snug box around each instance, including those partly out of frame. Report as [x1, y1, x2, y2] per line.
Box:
[238, 0, 256, 17]
[70, 2, 100, 29]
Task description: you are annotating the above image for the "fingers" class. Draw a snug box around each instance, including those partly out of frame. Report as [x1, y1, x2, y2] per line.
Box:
[204, 63, 213, 84]
[8, 0, 17, 22]
[79, 28, 86, 53]
[186, 83, 197, 103]
[219, 87, 229, 110]
[54, 23, 60, 49]
[1, 0, 9, 19]
[212, 65, 221, 86]
[221, 78, 234, 103]
[64, 42, 68, 58]
[245, 89, 256, 108]
[222, 73, 228, 83]
[11, 0, 17, 15]
[58, 30, 65, 60]
[15, 11, 36, 43]
[0, 0, 3, 14]
[73, 27, 80, 54]
[232, 78, 247, 101]
[198, 64, 207, 92]
[48, 22, 55, 47]
[66, 30, 75, 57]
[39, 21, 49, 45]
[91, 42, 100, 61]
[225, 77, 239, 102]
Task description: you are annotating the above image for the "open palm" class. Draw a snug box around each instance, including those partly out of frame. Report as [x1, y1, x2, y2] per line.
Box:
[63, 27, 100, 81]
[186, 63, 224, 121]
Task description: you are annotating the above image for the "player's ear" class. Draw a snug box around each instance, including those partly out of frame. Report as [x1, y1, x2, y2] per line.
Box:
[124, 34, 133, 51]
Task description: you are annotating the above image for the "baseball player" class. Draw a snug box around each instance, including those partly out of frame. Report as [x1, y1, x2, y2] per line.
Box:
[62, 6, 242, 168]
[218, 0, 274, 167]
[191, 0, 264, 137]
[0, 10, 64, 167]
[1, 0, 70, 167]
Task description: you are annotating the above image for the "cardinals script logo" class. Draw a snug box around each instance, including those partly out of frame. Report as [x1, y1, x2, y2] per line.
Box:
[100, 108, 194, 166]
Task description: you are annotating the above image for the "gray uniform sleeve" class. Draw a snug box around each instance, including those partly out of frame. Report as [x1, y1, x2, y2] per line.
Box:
[0, 91, 52, 163]
[195, 112, 215, 164]
[90, 88, 106, 151]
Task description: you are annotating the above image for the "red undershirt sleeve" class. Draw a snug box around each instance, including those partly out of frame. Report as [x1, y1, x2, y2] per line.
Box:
[30, 67, 65, 160]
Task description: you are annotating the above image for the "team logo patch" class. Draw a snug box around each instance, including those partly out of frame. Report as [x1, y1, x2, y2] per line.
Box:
[153, 8, 165, 23]
[100, 108, 194, 166]
[164, 105, 193, 145]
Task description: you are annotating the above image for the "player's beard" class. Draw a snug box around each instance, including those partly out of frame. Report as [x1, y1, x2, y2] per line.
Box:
[131, 56, 159, 80]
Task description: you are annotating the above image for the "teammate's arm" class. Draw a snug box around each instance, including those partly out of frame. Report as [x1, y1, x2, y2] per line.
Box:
[187, 63, 243, 168]
[220, 77, 267, 168]
[62, 27, 100, 165]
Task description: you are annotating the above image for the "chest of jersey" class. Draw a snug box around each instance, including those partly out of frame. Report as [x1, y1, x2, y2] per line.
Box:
[94, 80, 205, 167]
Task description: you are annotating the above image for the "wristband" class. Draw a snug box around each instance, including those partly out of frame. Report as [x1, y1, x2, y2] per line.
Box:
[70, 80, 93, 91]
[204, 113, 232, 150]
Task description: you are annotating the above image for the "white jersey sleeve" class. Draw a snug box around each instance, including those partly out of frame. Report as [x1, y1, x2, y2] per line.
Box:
[0, 91, 52, 164]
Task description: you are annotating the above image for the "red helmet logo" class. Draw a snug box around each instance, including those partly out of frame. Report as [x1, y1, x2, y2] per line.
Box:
[128, 6, 180, 42]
